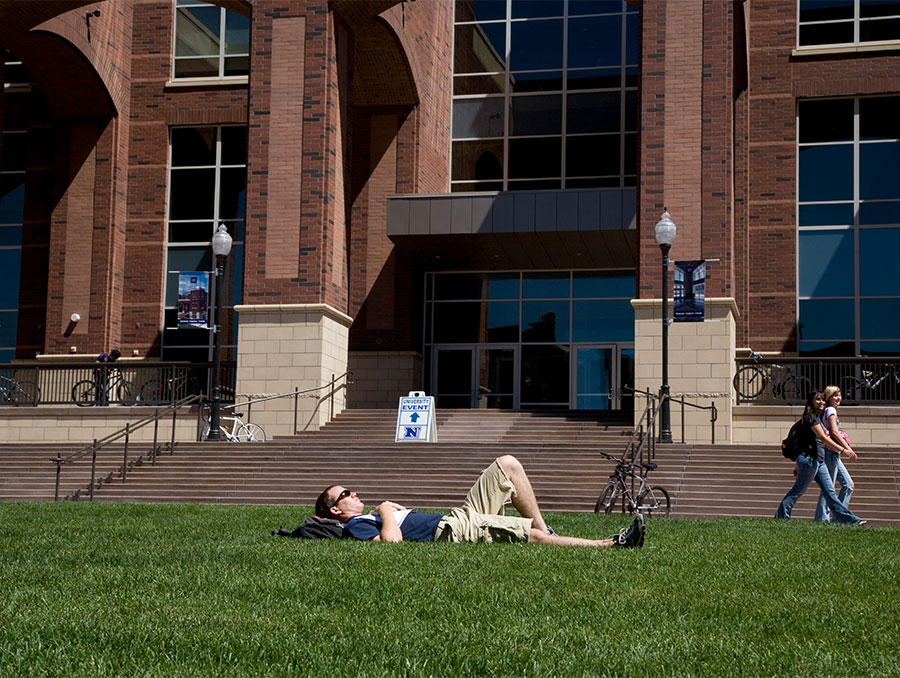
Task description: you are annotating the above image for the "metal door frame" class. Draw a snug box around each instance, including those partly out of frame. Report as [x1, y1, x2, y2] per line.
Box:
[432, 344, 520, 409]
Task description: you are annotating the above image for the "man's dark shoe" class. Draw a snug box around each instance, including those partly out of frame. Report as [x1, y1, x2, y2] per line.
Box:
[611, 512, 645, 548]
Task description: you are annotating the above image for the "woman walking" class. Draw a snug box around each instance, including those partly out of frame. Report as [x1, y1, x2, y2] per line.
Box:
[775, 390, 866, 524]
[815, 385, 857, 522]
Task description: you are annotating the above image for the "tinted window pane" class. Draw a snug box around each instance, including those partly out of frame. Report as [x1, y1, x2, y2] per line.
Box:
[510, 95, 561, 135]
[174, 57, 218, 79]
[623, 132, 637, 175]
[567, 91, 620, 134]
[435, 274, 483, 300]
[861, 298, 900, 338]
[522, 301, 569, 341]
[798, 145, 853, 201]
[569, 1, 622, 15]
[860, 17, 900, 41]
[511, 1, 564, 18]
[521, 345, 569, 403]
[798, 100, 853, 143]
[508, 137, 560, 178]
[486, 302, 520, 341]
[454, 24, 507, 74]
[171, 127, 217, 167]
[568, 16, 622, 68]
[861, 0, 900, 17]
[509, 71, 563, 93]
[455, 0, 506, 22]
[454, 74, 507, 95]
[567, 68, 620, 90]
[220, 127, 247, 165]
[0, 225, 22, 247]
[799, 22, 854, 46]
[452, 139, 504, 181]
[624, 91, 637, 131]
[566, 134, 619, 177]
[218, 167, 246, 220]
[223, 55, 249, 77]
[859, 228, 900, 295]
[224, 11, 249, 54]
[169, 220, 214, 243]
[859, 201, 900, 224]
[799, 229, 854, 297]
[799, 299, 854, 341]
[0, 176, 24, 224]
[0, 311, 16, 349]
[451, 181, 505, 192]
[508, 179, 561, 190]
[453, 98, 505, 138]
[523, 273, 569, 298]
[487, 274, 520, 299]
[625, 13, 639, 64]
[510, 20, 562, 71]
[798, 340, 856, 357]
[175, 6, 221, 57]
[860, 340, 900, 355]
[573, 300, 634, 341]
[0, 133, 25, 171]
[798, 203, 854, 226]
[860, 142, 900, 199]
[860, 96, 900, 140]
[0, 250, 21, 307]
[169, 169, 216, 219]
[433, 302, 481, 342]
[573, 271, 635, 297]
[800, 0, 854, 22]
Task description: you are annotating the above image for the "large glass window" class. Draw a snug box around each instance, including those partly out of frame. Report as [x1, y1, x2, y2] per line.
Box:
[173, 0, 250, 80]
[797, 96, 900, 355]
[451, 0, 639, 191]
[165, 126, 246, 361]
[0, 130, 25, 363]
[798, 0, 900, 48]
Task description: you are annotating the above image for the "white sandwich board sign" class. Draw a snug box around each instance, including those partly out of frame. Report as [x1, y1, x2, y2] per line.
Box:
[395, 391, 437, 442]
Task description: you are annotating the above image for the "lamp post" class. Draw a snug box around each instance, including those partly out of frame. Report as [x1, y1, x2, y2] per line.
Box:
[654, 209, 676, 444]
[205, 223, 233, 441]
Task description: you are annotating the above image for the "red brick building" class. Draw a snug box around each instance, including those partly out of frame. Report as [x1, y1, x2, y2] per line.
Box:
[1, 1, 898, 436]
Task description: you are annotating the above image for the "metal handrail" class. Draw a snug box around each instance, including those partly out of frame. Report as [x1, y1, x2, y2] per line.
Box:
[52, 393, 204, 501]
[220, 371, 353, 433]
[626, 387, 717, 454]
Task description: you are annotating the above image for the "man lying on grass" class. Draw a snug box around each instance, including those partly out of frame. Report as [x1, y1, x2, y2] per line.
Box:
[315, 454, 645, 548]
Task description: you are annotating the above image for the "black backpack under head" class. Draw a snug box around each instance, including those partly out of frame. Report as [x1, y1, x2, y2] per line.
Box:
[272, 516, 345, 540]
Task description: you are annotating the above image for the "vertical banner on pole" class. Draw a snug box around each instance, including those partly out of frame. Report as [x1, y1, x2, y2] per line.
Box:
[673, 260, 706, 322]
[177, 272, 210, 327]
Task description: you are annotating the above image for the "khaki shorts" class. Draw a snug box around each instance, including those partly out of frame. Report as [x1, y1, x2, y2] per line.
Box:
[434, 459, 532, 543]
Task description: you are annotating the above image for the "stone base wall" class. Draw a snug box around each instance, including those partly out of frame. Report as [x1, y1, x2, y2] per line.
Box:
[347, 351, 423, 409]
[633, 297, 738, 443]
[234, 304, 352, 435]
[0, 406, 200, 444]
[733, 405, 900, 446]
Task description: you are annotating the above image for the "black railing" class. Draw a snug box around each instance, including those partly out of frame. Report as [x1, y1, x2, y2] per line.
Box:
[734, 355, 900, 405]
[0, 362, 236, 407]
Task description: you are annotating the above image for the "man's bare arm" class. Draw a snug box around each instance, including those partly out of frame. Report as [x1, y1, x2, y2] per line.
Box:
[371, 501, 405, 542]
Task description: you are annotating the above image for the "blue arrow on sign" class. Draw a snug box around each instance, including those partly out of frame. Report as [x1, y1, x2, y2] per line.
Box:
[410, 412, 420, 422]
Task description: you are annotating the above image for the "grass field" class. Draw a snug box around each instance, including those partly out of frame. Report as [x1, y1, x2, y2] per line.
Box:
[1, 502, 898, 677]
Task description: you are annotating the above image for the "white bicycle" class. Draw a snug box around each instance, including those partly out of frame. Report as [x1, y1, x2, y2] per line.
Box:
[201, 406, 266, 442]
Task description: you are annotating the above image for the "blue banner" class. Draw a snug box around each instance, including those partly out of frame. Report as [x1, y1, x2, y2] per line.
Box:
[177, 271, 210, 327]
[673, 260, 705, 322]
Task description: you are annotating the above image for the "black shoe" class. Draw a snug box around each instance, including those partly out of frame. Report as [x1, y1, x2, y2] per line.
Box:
[611, 512, 645, 548]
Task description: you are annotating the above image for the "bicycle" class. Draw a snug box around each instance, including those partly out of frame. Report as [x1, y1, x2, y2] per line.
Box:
[733, 352, 812, 401]
[840, 366, 900, 401]
[139, 371, 202, 404]
[201, 407, 266, 442]
[72, 369, 136, 406]
[594, 451, 671, 518]
[0, 375, 40, 405]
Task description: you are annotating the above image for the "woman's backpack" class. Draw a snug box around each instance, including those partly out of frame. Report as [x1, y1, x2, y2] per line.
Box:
[781, 418, 816, 461]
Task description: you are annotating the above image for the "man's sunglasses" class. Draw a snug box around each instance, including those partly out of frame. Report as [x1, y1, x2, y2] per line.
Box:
[331, 489, 353, 507]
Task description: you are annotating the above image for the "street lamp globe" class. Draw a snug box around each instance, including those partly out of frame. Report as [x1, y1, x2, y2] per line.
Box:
[655, 209, 677, 250]
[212, 223, 233, 257]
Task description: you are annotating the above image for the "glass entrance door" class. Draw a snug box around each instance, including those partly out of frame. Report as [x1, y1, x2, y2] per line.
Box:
[573, 344, 633, 411]
[433, 345, 518, 408]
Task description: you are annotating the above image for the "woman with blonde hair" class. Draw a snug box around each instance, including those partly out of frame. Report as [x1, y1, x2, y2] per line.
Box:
[815, 385, 857, 521]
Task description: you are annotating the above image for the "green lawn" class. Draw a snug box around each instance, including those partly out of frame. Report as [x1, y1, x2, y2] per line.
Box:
[1, 502, 898, 677]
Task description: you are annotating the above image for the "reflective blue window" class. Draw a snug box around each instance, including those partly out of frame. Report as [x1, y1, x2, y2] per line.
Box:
[573, 300, 634, 342]
[510, 20, 562, 71]
[860, 142, 900, 199]
[860, 228, 900, 295]
[456, 0, 506, 22]
[0, 225, 22, 247]
[573, 271, 634, 297]
[798, 203, 854, 227]
[799, 299, 854, 341]
[798, 230, 854, 297]
[861, 299, 900, 338]
[568, 16, 622, 68]
[798, 145, 853, 201]
[453, 98, 505, 139]
[859, 201, 900, 225]
[509, 95, 562, 136]
[512, 1, 564, 18]
[0, 177, 24, 224]
[522, 301, 569, 341]
[487, 275, 520, 299]
[523, 273, 569, 298]
[0, 310, 17, 348]
[486, 301, 520, 342]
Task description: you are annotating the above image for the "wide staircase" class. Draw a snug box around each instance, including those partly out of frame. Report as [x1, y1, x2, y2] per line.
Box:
[2, 409, 899, 525]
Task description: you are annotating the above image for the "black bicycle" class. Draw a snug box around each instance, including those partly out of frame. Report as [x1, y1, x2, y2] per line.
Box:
[733, 352, 812, 401]
[841, 366, 900, 401]
[0, 374, 39, 405]
[594, 451, 671, 518]
[72, 369, 136, 406]
[139, 371, 202, 404]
